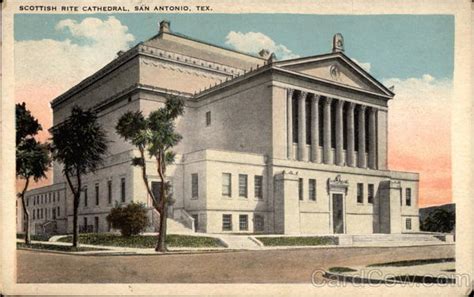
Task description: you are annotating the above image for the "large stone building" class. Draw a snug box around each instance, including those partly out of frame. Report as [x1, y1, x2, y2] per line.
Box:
[18, 21, 419, 236]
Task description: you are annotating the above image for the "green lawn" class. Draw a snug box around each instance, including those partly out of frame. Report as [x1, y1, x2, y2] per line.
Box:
[367, 258, 455, 267]
[57, 233, 224, 248]
[17, 242, 106, 252]
[256, 236, 337, 246]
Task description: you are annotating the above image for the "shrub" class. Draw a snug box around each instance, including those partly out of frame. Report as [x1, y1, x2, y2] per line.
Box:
[106, 202, 149, 237]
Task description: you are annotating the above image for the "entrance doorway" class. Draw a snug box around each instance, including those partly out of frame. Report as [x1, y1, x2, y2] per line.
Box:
[332, 193, 344, 234]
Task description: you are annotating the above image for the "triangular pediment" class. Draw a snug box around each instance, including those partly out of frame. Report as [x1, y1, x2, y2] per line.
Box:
[276, 53, 393, 97]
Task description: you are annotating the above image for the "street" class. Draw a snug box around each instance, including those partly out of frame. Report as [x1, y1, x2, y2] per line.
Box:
[17, 245, 454, 283]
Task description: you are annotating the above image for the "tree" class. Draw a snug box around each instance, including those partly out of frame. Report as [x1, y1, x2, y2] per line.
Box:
[16, 103, 51, 244]
[116, 96, 184, 252]
[50, 106, 108, 248]
[106, 202, 149, 236]
[421, 208, 455, 233]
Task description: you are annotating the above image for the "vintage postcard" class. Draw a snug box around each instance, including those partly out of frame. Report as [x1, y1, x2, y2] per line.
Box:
[1, 0, 472, 296]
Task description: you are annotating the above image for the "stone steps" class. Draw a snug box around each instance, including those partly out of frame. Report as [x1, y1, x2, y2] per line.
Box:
[352, 234, 442, 243]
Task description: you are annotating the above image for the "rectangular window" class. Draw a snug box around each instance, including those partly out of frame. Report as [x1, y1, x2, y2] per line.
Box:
[48, 193, 51, 203]
[191, 173, 199, 199]
[206, 111, 211, 126]
[254, 214, 264, 232]
[406, 188, 412, 206]
[222, 173, 232, 197]
[33, 210, 35, 220]
[95, 183, 100, 205]
[222, 214, 232, 231]
[308, 179, 316, 201]
[94, 217, 99, 233]
[107, 180, 112, 204]
[298, 178, 303, 200]
[357, 183, 364, 203]
[239, 215, 248, 231]
[239, 174, 248, 198]
[84, 187, 88, 207]
[152, 181, 162, 203]
[84, 217, 88, 227]
[121, 178, 126, 202]
[52, 208, 56, 220]
[254, 176, 263, 199]
[368, 184, 374, 204]
[57, 206, 60, 217]
[406, 218, 412, 230]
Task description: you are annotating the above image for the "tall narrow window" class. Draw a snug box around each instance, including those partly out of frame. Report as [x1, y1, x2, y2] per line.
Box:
[57, 206, 60, 217]
[239, 174, 248, 198]
[206, 111, 211, 126]
[308, 179, 316, 201]
[368, 184, 374, 204]
[84, 187, 88, 207]
[152, 181, 162, 203]
[222, 173, 232, 197]
[222, 214, 232, 231]
[95, 183, 100, 205]
[254, 175, 263, 199]
[107, 180, 112, 204]
[306, 97, 312, 144]
[357, 183, 363, 203]
[406, 188, 412, 206]
[84, 217, 88, 228]
[94, 217, 99, 233]
[298, 178, 304, 200]
[406, 218, 412, 230]
[121, 178, 126, 202]
[191, 173, 199, 199]
[292, 94, 298, 143]
[239, 215, 248, 231]
[33, 210, 36, 220]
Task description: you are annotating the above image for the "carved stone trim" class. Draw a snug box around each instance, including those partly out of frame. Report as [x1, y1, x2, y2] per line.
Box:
[327, 174, 349, 195]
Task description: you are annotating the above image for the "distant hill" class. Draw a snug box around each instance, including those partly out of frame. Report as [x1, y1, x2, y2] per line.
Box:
[419, 203, 455, 223]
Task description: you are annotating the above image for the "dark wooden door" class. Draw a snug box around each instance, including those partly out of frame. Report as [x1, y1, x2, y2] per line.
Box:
[332, 194, 344, 234]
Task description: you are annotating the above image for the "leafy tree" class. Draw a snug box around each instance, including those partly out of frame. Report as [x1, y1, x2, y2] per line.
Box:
[50, 106, 108, 247]
[106, 202, 149, 236]
[421, 208, 455, 233]
[16, 103, 51, 244]
[116, 96, 184, 252]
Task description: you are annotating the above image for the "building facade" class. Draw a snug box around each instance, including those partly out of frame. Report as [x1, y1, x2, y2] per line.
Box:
[18, 21, 419, 235]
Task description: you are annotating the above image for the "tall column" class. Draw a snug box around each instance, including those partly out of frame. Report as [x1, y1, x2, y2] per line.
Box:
[287, 89, 294, 160]
[335, 100, 344, 166]
[346, 102, 356, 167]
[310, 95, 320, 162]
[323, 97, 333, 164]
[357, 105, 367, 168]
[368, 107, 377, 169]
[297, 91, 308, 161]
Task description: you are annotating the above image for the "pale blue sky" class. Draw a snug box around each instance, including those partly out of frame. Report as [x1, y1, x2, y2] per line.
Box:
[15, 13, 454, 80]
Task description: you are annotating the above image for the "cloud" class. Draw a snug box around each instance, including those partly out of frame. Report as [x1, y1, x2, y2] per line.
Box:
[351, 59, 371, 72]
[225, 31, 299, 60]
[383, 75, 452, 206]
[14, 16, 135, 142]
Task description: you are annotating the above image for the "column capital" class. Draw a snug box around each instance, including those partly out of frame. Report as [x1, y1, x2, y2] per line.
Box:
[348, 102, 356, 110]
[369, 106, 378, 114]
[324, 97, 333, 106]
[298, 91, 308, 100]
[312, 94, 321, 103]
[287, 89, 295, 97]
[336, 99, 344, 108]
[359, 104, 367, 112]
